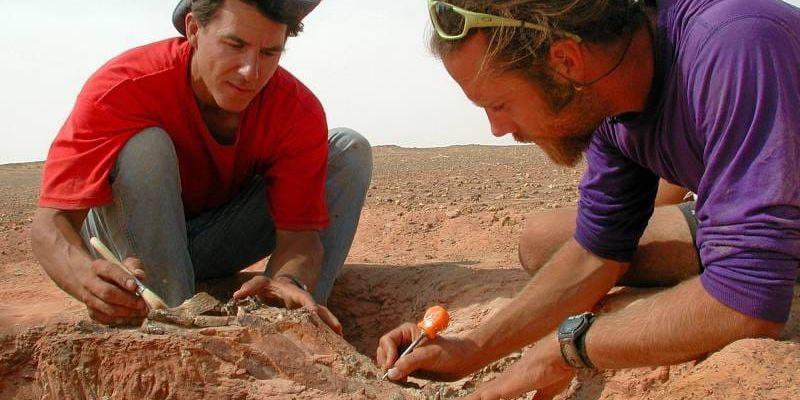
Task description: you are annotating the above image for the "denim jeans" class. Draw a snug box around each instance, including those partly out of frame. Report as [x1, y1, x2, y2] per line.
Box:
[81, 127, 372, 306]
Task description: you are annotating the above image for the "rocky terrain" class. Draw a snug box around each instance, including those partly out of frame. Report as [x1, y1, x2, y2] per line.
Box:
[1, 145, 798, 399]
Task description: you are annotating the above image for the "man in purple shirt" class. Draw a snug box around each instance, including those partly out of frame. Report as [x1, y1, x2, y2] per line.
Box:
[377, 0, 799, 398]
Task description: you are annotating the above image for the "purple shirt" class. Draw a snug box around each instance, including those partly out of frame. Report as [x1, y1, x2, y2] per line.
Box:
[575, 0, 800, 322]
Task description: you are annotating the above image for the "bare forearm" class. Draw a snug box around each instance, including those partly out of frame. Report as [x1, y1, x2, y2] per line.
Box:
[586, 277, 783, 369]
[265, 230, 323, 291]
[266, 251, 320, 288]
[469, 239, 627, 366]
[31, 208, 92, 300]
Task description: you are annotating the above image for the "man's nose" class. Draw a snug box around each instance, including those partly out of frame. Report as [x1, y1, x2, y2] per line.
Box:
[486, 110, 517, 137]
[238, 52, 260, 82]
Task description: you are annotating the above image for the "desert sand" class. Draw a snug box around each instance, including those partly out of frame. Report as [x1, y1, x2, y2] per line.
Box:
[1, 145, 798, 399]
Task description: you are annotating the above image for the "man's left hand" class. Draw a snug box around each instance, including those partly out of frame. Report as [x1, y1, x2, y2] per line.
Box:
[233, 275, 343, 335]
[460, 334, 574, 400]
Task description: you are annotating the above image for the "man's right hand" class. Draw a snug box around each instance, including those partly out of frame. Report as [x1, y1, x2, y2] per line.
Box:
[76, 257, 148, 325]
[376, 322, 483, 382]
[233, 275, 344, 336]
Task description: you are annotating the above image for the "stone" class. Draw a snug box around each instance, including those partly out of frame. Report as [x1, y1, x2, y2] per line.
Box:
[445, 209, 461, 219]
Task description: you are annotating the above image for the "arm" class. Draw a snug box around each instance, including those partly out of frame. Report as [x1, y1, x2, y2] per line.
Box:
[587, 276, 782, 369]
[265, 229, 323, 292]
[31, 208, 92, 299]
[467, 239, 627, 366]
[463, 126, 659, 370]
[381, 239, 628, 380]
[461, 276, 782, 400]
[31, 207, 147, 324]
[380, 129, 659, 380]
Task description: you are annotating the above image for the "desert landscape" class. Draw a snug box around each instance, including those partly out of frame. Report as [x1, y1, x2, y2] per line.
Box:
[1, 145, 798, 399]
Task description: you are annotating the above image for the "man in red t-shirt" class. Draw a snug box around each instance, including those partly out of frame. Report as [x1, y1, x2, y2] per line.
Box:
[30, 0, 371, 333]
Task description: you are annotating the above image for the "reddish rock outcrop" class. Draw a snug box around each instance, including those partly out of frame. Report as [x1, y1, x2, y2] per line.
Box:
[1, 302, 421, 399]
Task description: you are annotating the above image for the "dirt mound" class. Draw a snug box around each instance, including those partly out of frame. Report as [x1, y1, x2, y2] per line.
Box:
[1, 147, 798, 399]
[1, 297, 419, 399]
[645, 338, 800, 399]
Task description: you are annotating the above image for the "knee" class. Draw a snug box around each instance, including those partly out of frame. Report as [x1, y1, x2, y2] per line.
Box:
[114, 127, 179, 190]
[328, 127, 373, 185]
[518, 208, 574, 276]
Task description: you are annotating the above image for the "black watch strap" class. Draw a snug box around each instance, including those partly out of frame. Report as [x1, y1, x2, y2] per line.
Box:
[559, 337, 588, 369]
[557, 312, 597, 370]
[576, 320, 596, 369]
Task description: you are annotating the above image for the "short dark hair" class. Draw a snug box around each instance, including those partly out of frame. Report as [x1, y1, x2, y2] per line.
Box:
[191, 0, 304, 37]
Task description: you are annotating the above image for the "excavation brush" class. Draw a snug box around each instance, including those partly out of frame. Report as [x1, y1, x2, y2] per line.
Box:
[382, 305, 450, 380]
[89, 237, 168, 310]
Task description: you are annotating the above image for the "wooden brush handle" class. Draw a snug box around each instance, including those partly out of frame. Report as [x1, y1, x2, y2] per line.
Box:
[89, 237, 135, 276]
[89, 237, 168, 310]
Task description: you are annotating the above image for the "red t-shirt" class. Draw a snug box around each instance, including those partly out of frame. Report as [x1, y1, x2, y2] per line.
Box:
[39, 38, 329, 230]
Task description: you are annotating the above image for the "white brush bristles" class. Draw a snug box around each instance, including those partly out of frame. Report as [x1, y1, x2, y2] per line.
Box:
[139, 287, 168, 310]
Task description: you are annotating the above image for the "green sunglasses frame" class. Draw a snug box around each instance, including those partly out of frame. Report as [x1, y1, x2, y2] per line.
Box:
[427, 0, 582, 43]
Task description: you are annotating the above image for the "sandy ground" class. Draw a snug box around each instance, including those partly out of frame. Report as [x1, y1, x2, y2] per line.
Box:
[0, 145, 798, 399]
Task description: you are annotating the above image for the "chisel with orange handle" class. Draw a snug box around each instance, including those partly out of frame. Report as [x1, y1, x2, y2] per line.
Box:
[381, 305, 450, 380]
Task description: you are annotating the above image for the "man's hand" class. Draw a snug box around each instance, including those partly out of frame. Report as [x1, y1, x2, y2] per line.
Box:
[237, 230, 340, 333]
[233, 275, 343, 335]
[376, 322, 482, 381]
[460, 334, 574, 400]
[31, 208, 147, 325]
[77, 257, 148, 325]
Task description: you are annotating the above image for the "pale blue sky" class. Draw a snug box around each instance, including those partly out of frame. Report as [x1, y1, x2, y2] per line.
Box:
[1, 0, 799, 164]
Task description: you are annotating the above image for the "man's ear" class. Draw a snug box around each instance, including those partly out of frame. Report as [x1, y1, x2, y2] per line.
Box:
[185, 12, 200, 48]
[548, 39, 584, 84]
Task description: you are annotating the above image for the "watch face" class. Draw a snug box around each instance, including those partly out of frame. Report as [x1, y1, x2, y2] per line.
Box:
[561, 315, 585, 334]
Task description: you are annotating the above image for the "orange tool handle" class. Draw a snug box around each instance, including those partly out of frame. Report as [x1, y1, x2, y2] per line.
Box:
[417, 305, 450, 339]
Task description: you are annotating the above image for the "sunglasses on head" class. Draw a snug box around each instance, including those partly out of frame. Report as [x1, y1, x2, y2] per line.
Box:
[427, 0, 582, 42]
[172, 0, 322, 36]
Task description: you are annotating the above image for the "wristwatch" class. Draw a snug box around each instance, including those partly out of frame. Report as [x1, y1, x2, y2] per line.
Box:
[557, 312, 596, 369]
[275, 274, 308, 292]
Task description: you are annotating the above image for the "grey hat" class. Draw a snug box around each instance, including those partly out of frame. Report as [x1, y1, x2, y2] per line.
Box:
[172, 0, 322, 36]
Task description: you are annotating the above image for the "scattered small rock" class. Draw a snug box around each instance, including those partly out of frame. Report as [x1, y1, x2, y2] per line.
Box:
[445, 209, 461, 219]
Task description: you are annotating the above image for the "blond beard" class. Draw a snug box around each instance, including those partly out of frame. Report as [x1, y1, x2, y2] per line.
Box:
[531, 134, 593, 167]
[516, 85, 605, 167]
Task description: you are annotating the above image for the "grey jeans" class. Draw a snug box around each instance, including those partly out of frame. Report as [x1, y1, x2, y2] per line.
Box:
[81, 127, 372, 306]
